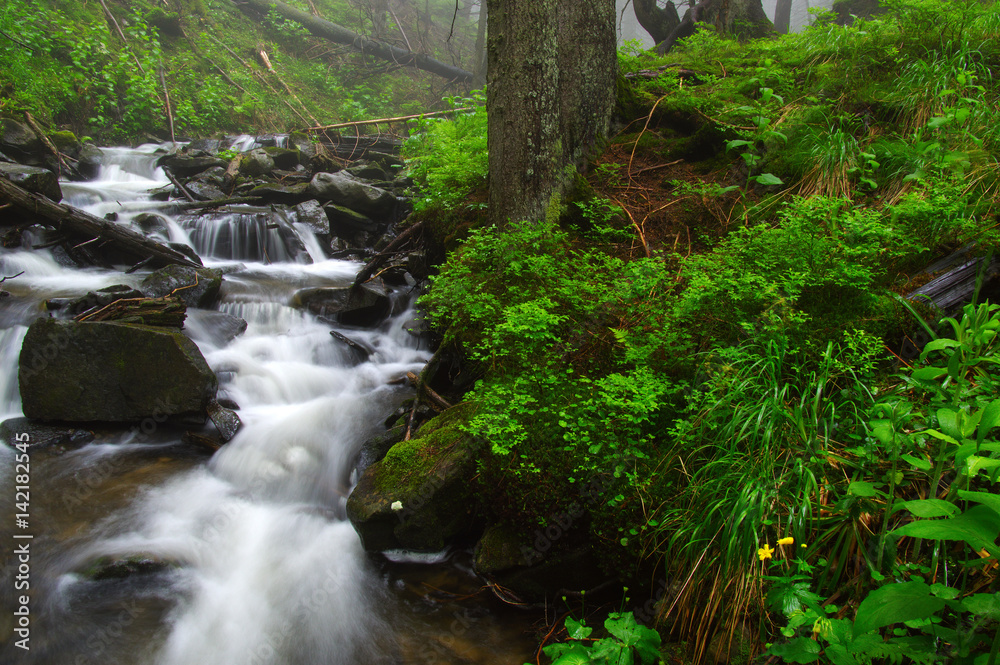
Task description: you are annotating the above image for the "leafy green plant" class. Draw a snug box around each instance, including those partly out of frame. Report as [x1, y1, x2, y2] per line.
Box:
[533, 612, 662, 665]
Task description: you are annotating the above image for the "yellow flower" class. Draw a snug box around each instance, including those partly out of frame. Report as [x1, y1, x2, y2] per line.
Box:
[757, 544, 774, 561]
[777, 536, 795, 546]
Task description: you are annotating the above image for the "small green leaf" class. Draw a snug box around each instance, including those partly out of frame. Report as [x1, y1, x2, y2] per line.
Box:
[766, 637, 821, 663]
[893, 499, 959, 518]
[753, 173, 784, 186]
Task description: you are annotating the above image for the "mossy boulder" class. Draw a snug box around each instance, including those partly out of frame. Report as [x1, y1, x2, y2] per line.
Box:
[140, 265, 223, 309]
[346, 403, 481, 552]
[0, 163, 61, 201]
[472, 521, 607, 600]
[262, 146, 301, 170]
[18, 318, 217, 423]
[239, 148, 274, 177]
[308, 172, 398, 217]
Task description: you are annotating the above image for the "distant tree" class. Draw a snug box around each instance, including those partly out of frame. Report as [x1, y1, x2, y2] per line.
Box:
[632, 0, 680, 45]
[774, 0, 793, 33]
[656, 0, 772, 54]
[485, 0, 617, 227]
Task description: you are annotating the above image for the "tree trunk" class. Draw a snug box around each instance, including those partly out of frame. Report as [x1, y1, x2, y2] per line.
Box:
[632, 0, 681, 45]
[238, 0, 474, 83]
[485, 0, 617, 227]
[774, 0, 792, 33]
[657, 0, 772, 53]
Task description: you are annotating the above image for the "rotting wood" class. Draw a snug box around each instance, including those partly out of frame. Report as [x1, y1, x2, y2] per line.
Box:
[0, 175, 201, 269]
[74, 296, 187, 327]
[406, 371, 451, 411]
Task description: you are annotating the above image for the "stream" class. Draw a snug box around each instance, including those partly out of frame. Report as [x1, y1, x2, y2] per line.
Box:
[0, 143, 536, 664]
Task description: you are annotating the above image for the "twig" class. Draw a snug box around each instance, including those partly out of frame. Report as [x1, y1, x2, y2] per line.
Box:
[387, 3, 413, 52]
[628, 94, 670, 187]
[406, 371, 452, 411]
[164, 169, 196, 202]
[0, 271, 24, 284]
[610, 196, 649, 258]
[304, 108, 472, 132]
[632, 159, 683, 175]
[160, 65, 176, 145]
[0, 28, 34, 52]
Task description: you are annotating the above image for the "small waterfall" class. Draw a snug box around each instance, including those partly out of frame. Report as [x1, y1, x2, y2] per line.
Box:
[0, 141, 535, 665]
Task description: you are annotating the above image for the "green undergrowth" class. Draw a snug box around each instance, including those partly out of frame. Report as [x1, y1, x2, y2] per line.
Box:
[0, 0, 475, 141]
[406, 1, 1000, 663]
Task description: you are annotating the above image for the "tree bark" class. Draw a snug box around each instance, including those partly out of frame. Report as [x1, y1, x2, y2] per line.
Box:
[486, 0, 617, 227]
[657, 0, 772, 53]
[774, 0, 792, 33]
[0, 176, 202, 269]
[238, 0, 474, 83]
[632, 0, 680, 45]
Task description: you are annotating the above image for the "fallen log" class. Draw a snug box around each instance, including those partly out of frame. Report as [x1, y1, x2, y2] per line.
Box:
[74, 296, 187, 328]
[237, 0, 474, 83]
[0, 175, 201, 269]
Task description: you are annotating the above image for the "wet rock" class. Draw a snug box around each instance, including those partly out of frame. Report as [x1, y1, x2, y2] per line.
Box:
[308, 172, 398, 217]
[346, 404, 480, 552]
[75, 144, 104, 180]
[156, 154, 228, 177]
[291, 281, 391, 326]
[67, 284, 146, 316]
[248, 182, 310, 204]
[132, 212, 170, 238]
[472, 523, 607, 601]
[355, 424, 406, 473]
[407, 250, 430, 280]
[324, 203, 381, 236]
[207, 399, 241, 441]
[18, 318, 217, 423]
[0, 119, 43, 163]
[141, 265, 223, 309]
[346, 161, 388, 181]
[239, 148, 274, 177]
[262, 146, 300, 170]
[184, 180, 228, 202]
[187, 138, 222, 153]
[186, 309, 248, 346]
[294, 199, 330, 235]
[0, 163, 61, 201]
[82, 554, 173, 581]
[167, 242, 203, 266]
[0, 417, 95, 451]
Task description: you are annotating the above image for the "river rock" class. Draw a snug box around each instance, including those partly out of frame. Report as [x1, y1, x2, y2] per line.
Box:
[0, 417, 95, 451]
[76, 144, 104, 180]
[324, 203, 381, 236]
[346, 404, 480, 552]
[207, 399, 241, 441]
[291, 281, 391, 326]
[308, 172, 398, 217]
[239, 148, 274, 177]
[185, 309, 248, 346]
[472, 522, 607, 600]
[141, 265, 223, 308]
[263, 146, 300, 170]
[18, 318, 217, 423]
[157, 154, 228, 177]
[185, 180, 228, 202]
[294, 199, 330, 235]
[132, 212, 170, 238]
[0, 163, 61, 201]
[0, 119, 43, 163]
[248, 182, 310, 204]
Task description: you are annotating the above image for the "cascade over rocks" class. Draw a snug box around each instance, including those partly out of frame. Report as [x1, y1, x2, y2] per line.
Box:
[291, 280, 391, 326]
[18, 318, 218, 423]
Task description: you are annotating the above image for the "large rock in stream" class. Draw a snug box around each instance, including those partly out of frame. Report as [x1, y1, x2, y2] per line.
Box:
[346, 404, 481, 552]
[18, 318, 217, 423]
[308, 171, 398, 217]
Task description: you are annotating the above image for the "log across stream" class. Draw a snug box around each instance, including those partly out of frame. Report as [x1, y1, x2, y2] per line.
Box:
[0, 142, 534, 664]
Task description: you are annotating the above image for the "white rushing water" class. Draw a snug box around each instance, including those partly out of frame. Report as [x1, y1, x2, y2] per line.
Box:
[0, 143, 537, 665]
[0, 144, 436, 664]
